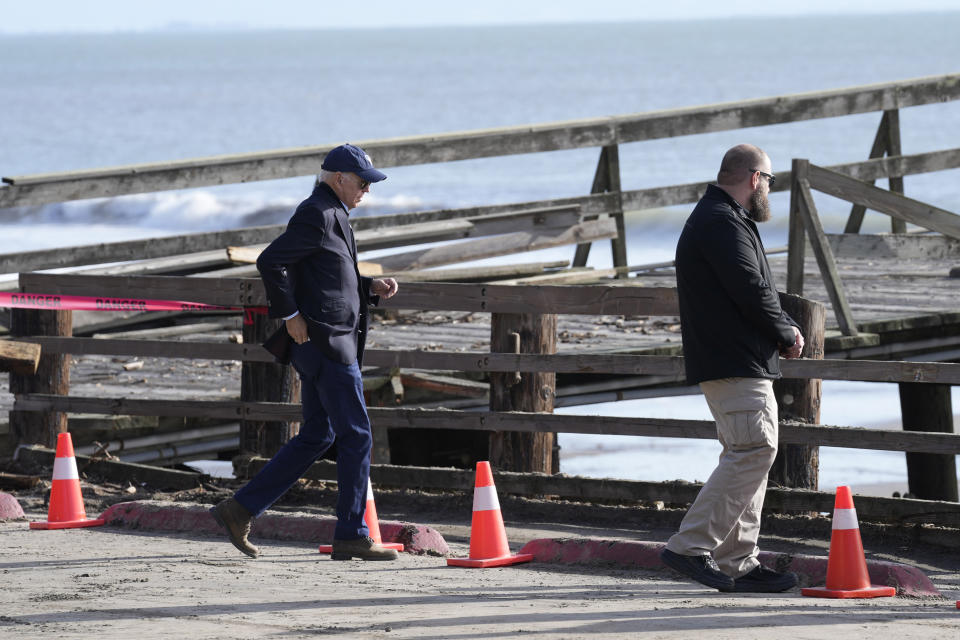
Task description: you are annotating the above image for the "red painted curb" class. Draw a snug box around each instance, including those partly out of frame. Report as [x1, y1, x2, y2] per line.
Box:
[518, 538, 941, 598]
[0, 492, 26, 521]
[99, 501, 450, 556]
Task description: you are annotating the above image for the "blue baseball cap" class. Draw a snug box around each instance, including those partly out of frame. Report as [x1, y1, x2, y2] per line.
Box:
[321, 144, 387, 183]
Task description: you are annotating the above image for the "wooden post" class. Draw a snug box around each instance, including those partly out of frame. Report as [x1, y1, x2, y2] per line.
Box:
[573, 144, 627, 276]
[489, 312, 556, 473]
[898, 383, 958, 501]
[240, 309, 300, 457]
[366, 370, 401, 465]
[9, 308, 72, 448]
[795, 161, 859, 336]
[884, 109, 907, 234]
[786, 158, 807, 295]
[770, 294, 825, 490]
[843, 109, 907, 234]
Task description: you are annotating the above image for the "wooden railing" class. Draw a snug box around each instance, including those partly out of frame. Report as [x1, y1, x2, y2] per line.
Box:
[4, 73, 960, 517]
[12, 273, 960, 456]
[2, 73, 960, 278]
[786, 156, 960, 335]
[4, 74, 959, 208]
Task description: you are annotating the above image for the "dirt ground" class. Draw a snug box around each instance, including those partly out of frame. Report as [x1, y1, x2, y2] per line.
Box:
[2, 474, 959, 639]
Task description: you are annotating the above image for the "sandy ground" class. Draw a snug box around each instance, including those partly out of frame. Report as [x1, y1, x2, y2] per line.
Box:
[2, 483, 959, 640]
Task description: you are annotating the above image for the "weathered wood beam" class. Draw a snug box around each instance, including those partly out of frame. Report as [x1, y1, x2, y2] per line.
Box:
[373, 218, 617, 271]
[808, 163, 960, 240]
[2, 74, 957, 208]
[18, 272, 681, 313]
[885, 108, 907, 234]
[0, 226, 285, 274]
[399, 371, 489, 398]
[14, 394, 960, 454]
[378, 281, 680, 315]
[795, 168, 859, 336]
[574, 144, 625, 272]
[825, 233, 960, 260]
[2, 149, 957, 277]
[844, 110, 895, 234]
[499, 268, 619, 285]
[787, 159, 807, 295]
[388, 261, 570, 283]
[246, 459, 960, 526]
[14, 444, 203, 489]
[24, 338, 960, 384]
[0, 339, 41, 375]
[18, 272, 258, 307]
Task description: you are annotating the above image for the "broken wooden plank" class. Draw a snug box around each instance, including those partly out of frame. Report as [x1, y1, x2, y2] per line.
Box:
[0, 339, 41, 375]
[0, 471, 42, 490]
[14, 444, 204, 490]
[374, 218, 618, 271]
[388, 261, 569, 283]
[399, 371, 489, 398]
[0, 226, 285, 274]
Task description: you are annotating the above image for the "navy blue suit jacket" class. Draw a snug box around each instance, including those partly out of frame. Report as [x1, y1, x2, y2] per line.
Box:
[257, 182, 378, 366]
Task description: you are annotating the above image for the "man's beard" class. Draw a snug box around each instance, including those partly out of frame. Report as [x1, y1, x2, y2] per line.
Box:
[748, 189, 771, 222]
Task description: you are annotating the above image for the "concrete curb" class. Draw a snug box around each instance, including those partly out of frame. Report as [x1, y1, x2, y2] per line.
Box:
[0, 492, 26, 521]
[99, 500, 450, 556]
[518, 538, 942, 598]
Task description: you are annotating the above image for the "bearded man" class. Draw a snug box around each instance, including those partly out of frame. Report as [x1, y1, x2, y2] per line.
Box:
[659, 143, 804, 593]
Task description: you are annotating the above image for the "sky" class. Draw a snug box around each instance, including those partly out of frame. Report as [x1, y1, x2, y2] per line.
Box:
[2, 0, 958, 33]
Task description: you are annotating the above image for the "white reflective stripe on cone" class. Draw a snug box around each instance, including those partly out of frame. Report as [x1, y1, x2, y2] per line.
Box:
[832, 507, 859, 530]
[472, 485, 500, 512]
[52, 456, 80, 481]
[366, 481, 374, 501]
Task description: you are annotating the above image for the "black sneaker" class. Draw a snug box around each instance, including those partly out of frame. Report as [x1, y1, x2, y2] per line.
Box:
[660, 548, 734, 591]
[733, 565, 798, 593]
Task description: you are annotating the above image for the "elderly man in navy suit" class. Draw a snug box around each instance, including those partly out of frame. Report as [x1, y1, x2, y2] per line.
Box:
[211, 144, 400, 561]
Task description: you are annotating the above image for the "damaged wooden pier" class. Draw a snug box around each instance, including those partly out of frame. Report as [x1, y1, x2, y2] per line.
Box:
[1, 73, 959, 525]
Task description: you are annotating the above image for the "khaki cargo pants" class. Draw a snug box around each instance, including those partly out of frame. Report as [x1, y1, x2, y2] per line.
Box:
[665, 377, 778, 578]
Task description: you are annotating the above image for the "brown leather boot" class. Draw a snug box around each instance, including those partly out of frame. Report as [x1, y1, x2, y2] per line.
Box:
[210, 498, 259, 558]
[331, 536, 399, 561]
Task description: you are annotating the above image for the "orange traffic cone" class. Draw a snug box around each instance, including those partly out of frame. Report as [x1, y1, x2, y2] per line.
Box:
[802, 486, 895, 598]
[30, 432, 104, 530]
[318, 480, 404, 553]
[447, 461, 532, 568]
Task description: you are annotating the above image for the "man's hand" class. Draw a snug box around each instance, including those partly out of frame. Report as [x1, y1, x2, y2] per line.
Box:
[781, 326, 805, 359]
[371, 277, 399, 299]
[285, 314, 309, 345]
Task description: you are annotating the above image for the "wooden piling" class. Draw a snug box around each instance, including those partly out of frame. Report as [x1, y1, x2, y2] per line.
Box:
[770, 293, 825, 490]
[489, 312, 557, 473]
[898, 383, 958, 501]
[9, 308, 72, 448]
[240, 310, 300, 457]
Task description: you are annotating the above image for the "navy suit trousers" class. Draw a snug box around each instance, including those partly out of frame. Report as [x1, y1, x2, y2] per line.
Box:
[234, 341, 371, 540]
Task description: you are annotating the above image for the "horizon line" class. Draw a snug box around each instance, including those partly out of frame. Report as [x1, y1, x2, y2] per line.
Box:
[2, 9, 958, 36]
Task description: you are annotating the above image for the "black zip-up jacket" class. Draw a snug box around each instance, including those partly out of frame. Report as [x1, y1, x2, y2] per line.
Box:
[675, 184, 798, 385]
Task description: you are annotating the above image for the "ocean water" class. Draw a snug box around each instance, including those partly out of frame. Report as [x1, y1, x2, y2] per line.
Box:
[2, 15, 959, 490]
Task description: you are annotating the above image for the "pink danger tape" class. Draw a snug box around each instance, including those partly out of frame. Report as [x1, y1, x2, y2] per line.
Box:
[0, 292, 240, 313]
